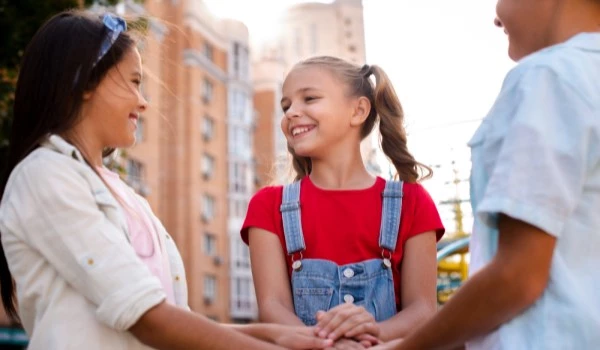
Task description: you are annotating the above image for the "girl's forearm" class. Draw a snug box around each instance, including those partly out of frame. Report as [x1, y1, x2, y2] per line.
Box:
[259, 299, 306, 326]
[130, 302, 283, 350]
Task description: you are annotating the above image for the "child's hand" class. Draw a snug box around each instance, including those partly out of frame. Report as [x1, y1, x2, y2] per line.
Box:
[368, 338, 403, 350]
[315, 303, 380, 342]
[266, 324, 333, 349]
[354, 334, 381, 347]
[326, 338, 368, 349]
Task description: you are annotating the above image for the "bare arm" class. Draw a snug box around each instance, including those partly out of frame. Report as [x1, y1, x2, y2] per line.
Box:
[129, 228, 334, 350]
[129, 302, 283, 350]
[228, 323, 332, 348]
[249, 227, 305, 326]
[378, 231, 438, 341]
[389, 215, 556, 350]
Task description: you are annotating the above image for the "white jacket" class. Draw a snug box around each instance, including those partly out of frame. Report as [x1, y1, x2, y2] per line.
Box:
[0, 135, 188, 349]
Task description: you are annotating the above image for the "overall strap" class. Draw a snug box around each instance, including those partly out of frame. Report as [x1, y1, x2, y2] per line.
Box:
[379, 180, 403, 252]
[280, 181, 306, 255]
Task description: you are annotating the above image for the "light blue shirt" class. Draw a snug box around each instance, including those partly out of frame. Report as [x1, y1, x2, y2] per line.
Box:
[467, 32, 600, 350]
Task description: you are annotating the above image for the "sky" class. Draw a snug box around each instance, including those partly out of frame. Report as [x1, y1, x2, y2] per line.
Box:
[361, 1, 515, 232]
[204, 0, 516, 233]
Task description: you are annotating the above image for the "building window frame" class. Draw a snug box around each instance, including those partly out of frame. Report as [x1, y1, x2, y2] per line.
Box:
[203, 41, 214, 61]
[202, 153, 215, 179]
[202, 115, 215, 141]
[202, 78, 214, 103]
[204, 275, 217, 304]
[203, 233, 217, 256]
[202, 194, 216, 222]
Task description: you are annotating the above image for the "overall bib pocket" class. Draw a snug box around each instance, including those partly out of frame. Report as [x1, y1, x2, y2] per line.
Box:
[293, 287, 334, 325]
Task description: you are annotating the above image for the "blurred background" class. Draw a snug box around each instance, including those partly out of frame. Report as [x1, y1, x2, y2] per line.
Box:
[0, 0, 514, 346]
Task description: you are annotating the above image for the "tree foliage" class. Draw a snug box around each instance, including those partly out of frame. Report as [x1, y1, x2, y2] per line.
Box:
[0, 0, 124, 165]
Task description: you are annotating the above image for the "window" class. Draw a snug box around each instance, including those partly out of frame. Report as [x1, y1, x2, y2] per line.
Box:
[202, 194, 216, 221]
[135, 116, 145, 142]
[233, 43, 240, 75]
[232, 42, 249, 80]
[229, 198, 248, 218]
[202, 78, 213, 103]
[229, 89, 248, 121]
[230, 161, 248, 193]
[126, 158, 143, 184]
[202, 116, 215, 141]
[202, 153, 215, 179]
[344, 18, 352, 26]
[230, 127, 250, 157]
[203, 41, 214, 61]
[125, 158, 146, 195]
[233, 276, 253, 311]
[237, 199, 248, 217]
[235, 239, 250, 268]
[348, 45, 356, 53]
[204, 275, 217, 303]
[203, 233, 216, 256]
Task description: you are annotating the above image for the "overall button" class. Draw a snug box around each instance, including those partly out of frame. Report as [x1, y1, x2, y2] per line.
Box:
[343, 268, 354, 278]
[343, 294, 354, 304]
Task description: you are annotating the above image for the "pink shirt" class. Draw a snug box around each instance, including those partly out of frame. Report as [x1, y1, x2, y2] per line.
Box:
[98, 167, 175, 304]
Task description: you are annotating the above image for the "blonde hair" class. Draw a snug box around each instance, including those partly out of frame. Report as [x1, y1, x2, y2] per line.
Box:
[285, 56, 432, 183]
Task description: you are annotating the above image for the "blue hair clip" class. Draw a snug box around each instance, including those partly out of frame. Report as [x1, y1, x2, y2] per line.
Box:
[93, 13, 127, 67]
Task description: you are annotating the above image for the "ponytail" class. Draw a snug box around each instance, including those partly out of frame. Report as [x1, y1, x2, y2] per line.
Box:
[369, 65, 432, 182]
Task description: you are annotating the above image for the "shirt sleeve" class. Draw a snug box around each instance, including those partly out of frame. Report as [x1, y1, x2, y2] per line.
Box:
[405, 183, 445, 241]
[477, 66, 594, 237]
[240, 186, 281, 244]
[0, 156, 166, 331]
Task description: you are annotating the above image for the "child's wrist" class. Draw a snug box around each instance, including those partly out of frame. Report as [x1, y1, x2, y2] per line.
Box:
[238, 323, 272, 342]
[377, 323, 392, 342]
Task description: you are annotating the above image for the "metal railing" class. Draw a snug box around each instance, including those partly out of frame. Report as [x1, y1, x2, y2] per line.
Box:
[437, 236, 470, 262]
[436, 236, 471, 304]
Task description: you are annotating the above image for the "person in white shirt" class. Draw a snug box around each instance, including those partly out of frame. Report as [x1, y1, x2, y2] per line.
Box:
[0, 10, 333, 350]
[373, 0, 600, 349]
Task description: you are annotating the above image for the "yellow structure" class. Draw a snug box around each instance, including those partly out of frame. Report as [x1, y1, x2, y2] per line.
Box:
[436, 161, 470, 304]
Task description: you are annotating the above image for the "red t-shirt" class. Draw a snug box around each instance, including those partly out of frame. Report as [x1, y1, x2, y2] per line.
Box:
[241, 176, 445, 309]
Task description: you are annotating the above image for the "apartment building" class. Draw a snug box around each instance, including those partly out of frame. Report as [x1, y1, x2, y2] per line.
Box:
[0, 0, 259, 332]
[124, 0, 232, 321]
[222, 19, 258, 322]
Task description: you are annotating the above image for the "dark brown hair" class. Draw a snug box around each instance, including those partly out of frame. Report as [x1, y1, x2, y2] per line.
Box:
[0, 9, 136, 323]
[287, 56, 432, 183]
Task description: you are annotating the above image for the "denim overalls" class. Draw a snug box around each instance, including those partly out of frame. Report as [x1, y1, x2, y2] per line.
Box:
[280, 179, 403, 325]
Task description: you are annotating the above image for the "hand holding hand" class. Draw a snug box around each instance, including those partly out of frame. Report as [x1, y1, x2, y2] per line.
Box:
[368, 338, 403, 350]
[315, 303, 380, 342]
[325, 338, 368, 350]
[266, 324, 334, 349]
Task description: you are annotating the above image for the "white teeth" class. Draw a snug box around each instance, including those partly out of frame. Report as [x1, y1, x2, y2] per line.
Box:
[292, 126, 311, 136]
